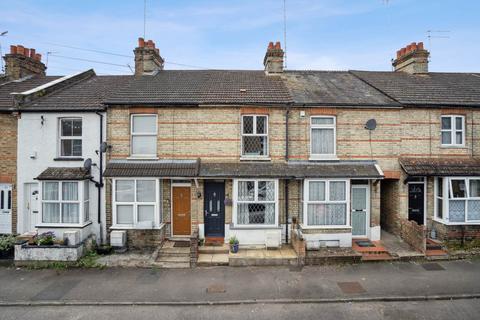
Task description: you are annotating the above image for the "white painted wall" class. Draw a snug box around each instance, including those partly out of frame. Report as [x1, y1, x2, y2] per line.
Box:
[17, 112, 106, 242]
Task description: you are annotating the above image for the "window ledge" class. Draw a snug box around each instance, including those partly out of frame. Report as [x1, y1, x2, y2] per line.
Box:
[299, 224, 351, 230]
[440, 145, 467, 149]
[126, 156, 159, 161]
[309, 155, 338, 161]
[433, 218, 480, 226]
[36, 221, 92, 229]
[110, 223, 165, 230]
[54, 157, 84, 162]
[240, 156, 271, 161]
[229, 224, 280, 230]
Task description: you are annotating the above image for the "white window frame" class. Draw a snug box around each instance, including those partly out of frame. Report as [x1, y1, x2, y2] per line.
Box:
[441, 115, 465, 147]
[39, 180, 89, 227]
[112, 178, 162, 229]
[232, 179, 278, 228]
[130, 114, 158, 158]
[303, 179, 350, 228]
[434, 177, 480, 225]
[310, 116, 337, 160]
[58, 118, 83, 158]
[241, 115, 269, 158]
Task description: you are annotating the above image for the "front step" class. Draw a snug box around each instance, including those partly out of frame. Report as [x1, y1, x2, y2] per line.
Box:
[205, 237, 224, 246]
[155, 240, 191, 268]
[199, 244, 229, 254]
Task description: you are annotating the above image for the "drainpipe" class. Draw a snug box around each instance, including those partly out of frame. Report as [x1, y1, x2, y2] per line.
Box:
[285, 104, 291, 244]
[95, 111, 104, 244]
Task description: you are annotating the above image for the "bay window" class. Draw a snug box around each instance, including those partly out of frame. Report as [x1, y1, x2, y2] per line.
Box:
[435, 177, 480, 223]
[441, 115, 465, 146]
[41, 181, 89, 225]
[241, 115, 268, 157]
[234, 179, 278, 226]
[304, 179, 349, 227]
[131, 114, 158, 157]
[113, 179, 161, 228]
[310, 116, 336, 159]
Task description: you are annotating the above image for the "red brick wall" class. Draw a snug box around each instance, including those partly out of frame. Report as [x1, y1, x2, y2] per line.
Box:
[0, 113, 17, 234]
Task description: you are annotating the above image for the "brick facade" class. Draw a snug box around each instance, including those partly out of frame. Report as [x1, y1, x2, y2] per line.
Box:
[0, 113, 17, 234]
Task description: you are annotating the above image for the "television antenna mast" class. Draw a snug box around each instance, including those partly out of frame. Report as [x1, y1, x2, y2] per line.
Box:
[143, 0, 147, 39]
[426, 30, 450, 62]
[283, 0, 287, 69]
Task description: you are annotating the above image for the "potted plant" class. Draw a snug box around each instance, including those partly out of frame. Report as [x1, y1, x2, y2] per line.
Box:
[0, 235, 16, 259]
[229, 236, 239, 253]
[36, 231, 56, 246]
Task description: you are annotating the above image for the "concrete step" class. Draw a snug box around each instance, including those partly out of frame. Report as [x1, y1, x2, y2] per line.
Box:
[199, 244, 229, 254]
[228, 256, 297, 267]
[152, 261, 190, 269]
[160, 247, 190, 256]
[197, 253, 229, 266]
[156, 255, 190, 263]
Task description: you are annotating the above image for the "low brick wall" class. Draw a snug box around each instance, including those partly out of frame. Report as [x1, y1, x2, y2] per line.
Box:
[124, 227, 166, 250]
[291, 226, 305, 266]
[400, 219, 426, 253]
[190, 229, 199, 267]
[432, 221, 480, 244]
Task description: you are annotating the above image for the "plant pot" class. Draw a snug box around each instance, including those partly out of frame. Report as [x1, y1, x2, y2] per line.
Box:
[0, 248, 14, 260]
[230, 243, 239, 254]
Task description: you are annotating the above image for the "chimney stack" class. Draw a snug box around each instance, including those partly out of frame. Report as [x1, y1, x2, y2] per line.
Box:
[263, 41, 284, 74]
[134, 37, 164, 76]
[392, 41, 429, 74]
[3, 44, 46, 80]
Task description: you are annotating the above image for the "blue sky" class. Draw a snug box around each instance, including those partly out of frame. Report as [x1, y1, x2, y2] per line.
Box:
[1, 0, 479, 75]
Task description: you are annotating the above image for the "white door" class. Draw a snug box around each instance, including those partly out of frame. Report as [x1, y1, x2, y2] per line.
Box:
[351, 185, 369, 238]
[0, 184, 12, 234]
[25, 183, 39, 231]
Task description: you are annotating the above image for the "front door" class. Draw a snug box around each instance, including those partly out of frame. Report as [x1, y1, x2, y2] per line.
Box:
[351, 185, 369, 237]
[408, 182, 425, 225]
[0, 184, 12, 234]
[172, 186, 191, 236]
[25, 183, 39, 231]
[204, 181, 225, 238]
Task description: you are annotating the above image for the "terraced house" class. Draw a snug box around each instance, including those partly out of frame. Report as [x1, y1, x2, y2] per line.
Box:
[3, 38, 480, 265]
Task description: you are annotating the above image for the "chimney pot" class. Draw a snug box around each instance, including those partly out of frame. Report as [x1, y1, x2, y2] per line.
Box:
[138, 37, 145, 47]
[396, 50, 401, 58]
[417, 42, 424, 50]
[10, 45, 17, 54]
[35, 53, 42, 61]
[147, 40, 154, 48]
[268, 42, 274, 49]
[30, 48, 36, 58]
[24, 48, 30, 57]
[17, 45, 25, 55]
[275, 41, 281, 49]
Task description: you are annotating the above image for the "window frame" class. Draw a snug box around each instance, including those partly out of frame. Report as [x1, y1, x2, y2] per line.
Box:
[130, 114, 158, 158]
[39, 180, 89, 227]
[441, 115, 465, 147]
[112, 178, 162, 229]
[434, 177, 480, 224]
[241, 115, 269, 158]
[310, 116, 337, 160]
[58, 118, 83, 158]
[232, 179, 278, 228]
[303, 179, 350, 228]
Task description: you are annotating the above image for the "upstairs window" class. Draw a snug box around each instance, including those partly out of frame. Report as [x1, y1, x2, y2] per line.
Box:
[441, 115, 464, 146]
[241, 115, 268, 157]
[131, 114, 157, 157]
[310, 116, 336, 158]
[59, 118, 82, 157]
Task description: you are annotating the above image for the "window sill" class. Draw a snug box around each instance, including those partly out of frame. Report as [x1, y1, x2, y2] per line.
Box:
[433, 218, 480, 225]
[54, 157, 84, 162]
[240, 156, 271, 161]
[229, 224, 280, 230]
[440, 145, 467, 149]
[36, 221, 92, 228]
[299, 224, 351, 230]
[309, 155, 338, 161]
[127, 156, 159, 160]
[110, 223, 165, 230]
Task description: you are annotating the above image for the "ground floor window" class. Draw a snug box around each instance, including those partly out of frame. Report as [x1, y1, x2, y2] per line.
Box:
[303, 179, 349, 227]
[41, 180, 89, 225]
[113, 178, 161, 228]
[435, 177, 480, 223]
[233, 179, 278, 226]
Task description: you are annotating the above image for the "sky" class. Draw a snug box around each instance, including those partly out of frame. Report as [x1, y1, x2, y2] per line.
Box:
[1, 0, 479, 75]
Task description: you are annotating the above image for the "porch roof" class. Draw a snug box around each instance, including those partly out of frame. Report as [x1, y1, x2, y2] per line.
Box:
[35, 167, 91, 180]
[199, 161, 384, 179]
[103, 160, 199, 177]
[399, 158, 480, 176]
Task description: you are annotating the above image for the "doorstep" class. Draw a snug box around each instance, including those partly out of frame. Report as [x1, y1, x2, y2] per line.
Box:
[228, 245, 297, 267]
[352, 239, 394, 262]
[198, 244, 229, 266]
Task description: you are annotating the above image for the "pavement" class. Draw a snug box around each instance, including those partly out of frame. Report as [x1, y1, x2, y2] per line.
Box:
[0, 259, 480, 305]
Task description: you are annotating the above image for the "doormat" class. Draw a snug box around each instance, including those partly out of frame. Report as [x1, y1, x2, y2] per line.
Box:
[337, 282, 366, 294]
[421, 263, 445, 271]
[355, 240, 375, 247]
[174, 242, 190, 248]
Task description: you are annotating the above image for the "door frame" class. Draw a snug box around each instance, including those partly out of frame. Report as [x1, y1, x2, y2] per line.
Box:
[24, 182, 39, 232]
[351, 184, 370, 238]
[407, 178, 427, 226]
[0, 183, 12, 234]
[170, 180, 192, 237]
[203, 180, 226, 238]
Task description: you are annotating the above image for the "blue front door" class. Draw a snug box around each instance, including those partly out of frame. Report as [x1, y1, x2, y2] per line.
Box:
[204, 182, 225, 237]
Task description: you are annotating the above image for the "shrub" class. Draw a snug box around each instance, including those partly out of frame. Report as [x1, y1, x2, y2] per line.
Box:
[37, 231, 56, 246]
[0, 235, 16, 252]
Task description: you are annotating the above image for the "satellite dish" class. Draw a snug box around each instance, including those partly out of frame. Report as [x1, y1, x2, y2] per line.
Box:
[100, 142, 109, 153]
[83, 158, 92, 172]
[365, 119, 377, 130]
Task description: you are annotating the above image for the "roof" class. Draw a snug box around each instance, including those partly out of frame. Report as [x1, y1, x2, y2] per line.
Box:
[351, 71, 480, 107]
[282, 71, 399, 107]
[0, 75, 61, 111]
[103, 160, 199, 177]
[36, 167, 92, 180]
[104, 70, 292, 106]
[199, 161, 383, 179]
[399, 158, 480, 176]
[21, 74, 132, 111]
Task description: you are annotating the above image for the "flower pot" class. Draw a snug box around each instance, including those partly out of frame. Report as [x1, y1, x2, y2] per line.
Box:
[230, 243, 239, 253]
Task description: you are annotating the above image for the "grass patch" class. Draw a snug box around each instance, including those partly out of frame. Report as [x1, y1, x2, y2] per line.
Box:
[76, 250, 104, 268]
